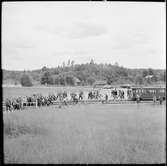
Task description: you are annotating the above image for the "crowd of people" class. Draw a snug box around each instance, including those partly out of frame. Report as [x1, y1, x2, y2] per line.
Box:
[3, 88, 163, 112]
[3, 89, 129, 112]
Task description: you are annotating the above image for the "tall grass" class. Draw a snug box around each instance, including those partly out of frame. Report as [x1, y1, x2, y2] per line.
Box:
[3, 103, 166, 164]
[4, 112, 48, 138]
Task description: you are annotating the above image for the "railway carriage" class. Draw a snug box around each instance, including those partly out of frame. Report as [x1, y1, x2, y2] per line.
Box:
[131, 86, 166, 101]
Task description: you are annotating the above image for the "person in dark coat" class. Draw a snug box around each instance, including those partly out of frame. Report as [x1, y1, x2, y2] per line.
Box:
[159, 96, 163, 104]
[105, 94, 108, 103]
[136, 94, 140, 104]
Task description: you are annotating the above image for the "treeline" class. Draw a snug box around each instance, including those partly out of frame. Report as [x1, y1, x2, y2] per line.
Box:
[2, 60, 166, 87]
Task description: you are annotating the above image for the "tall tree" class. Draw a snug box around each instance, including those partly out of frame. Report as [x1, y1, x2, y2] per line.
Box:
[41, 71, 51, 85]
[142, 70, 148, 77]
[90, 59, 94, 65]
[67, 59, 71, 66]
[20, 74, 33, 87]
[135, 76, 143, 85]
[41, 66, 47, 72]
[87, 77, 96, 85]
[65, 75, 75, 86]
[148, 68, 154, 75]
[114, 62, 119, 66]
[62, 61, 65, 68]
[71, 60, 75, 67]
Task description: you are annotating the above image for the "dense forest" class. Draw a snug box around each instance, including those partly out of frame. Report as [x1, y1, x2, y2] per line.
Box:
[2, 60, 166, 87]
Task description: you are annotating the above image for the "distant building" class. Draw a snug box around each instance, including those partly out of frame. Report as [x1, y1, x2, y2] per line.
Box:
[120, 84, 133, 88]
[103, 85, 113, 89]
[73, 77, 81, 86]
[145, 75, 153, 79]
[93, 80, 107, 88]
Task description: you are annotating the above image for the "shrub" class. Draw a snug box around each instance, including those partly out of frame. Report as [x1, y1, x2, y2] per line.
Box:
[40, 71, 51, 85]
[87, 77, 96, 85]
[65, 75, 75, 86]
[20, 74, 33, 87]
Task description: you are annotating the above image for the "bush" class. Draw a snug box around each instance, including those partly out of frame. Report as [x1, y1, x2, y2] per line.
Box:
[54, 75, 60, 85]
[87, 77, 96, 85]
[40, 71, 51, 85]
[135, 76, 143, 85]
[20, 74, 33, 87]
[65, 75, 75, 86]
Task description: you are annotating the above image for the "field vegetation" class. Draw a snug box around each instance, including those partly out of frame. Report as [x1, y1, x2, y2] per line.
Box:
[3, 60, 166, 86]
[3, 103, 166, 164]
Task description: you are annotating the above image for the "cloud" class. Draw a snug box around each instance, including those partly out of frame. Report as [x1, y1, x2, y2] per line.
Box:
[34, 21, 108, 40]
[110, 30, 152, 51]
[68, 22, 108, 39]
[74, 55, 93, 63]
[2, 2, 165, 70]
[3, 37, 36, 48]
[52, 50, 89, 57]
[12, 42, 35, 49]
[34, 24, 65, 36]
[3, 46, 18, 55]
[73, 50, 89, 55]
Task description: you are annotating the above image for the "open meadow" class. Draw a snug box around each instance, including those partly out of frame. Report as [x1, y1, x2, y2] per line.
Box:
[3, 86, 92, 99]
[3, 103, 166, 164]
[2, 1, 166, 164]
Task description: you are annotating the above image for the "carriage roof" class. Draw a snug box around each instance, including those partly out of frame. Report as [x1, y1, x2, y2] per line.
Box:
[131, 86, 166, 89]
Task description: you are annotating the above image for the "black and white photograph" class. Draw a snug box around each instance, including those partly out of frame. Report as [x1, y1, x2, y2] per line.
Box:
[2, 1, 166, 164]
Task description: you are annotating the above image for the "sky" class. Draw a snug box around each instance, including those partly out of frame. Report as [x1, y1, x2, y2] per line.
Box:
[2, 2, 166, 71]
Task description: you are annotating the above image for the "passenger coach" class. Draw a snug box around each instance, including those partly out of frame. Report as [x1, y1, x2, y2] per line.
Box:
[131, 86, 166, 101]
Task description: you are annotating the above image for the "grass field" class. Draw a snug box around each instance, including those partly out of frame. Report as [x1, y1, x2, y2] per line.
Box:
[3, 86, 92, 99]
[3, 103, 166, 164]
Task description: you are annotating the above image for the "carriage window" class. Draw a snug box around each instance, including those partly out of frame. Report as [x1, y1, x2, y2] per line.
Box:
[160, 89, 165, 93]
[150, 90, 154, 93]
[142, 89, 146, 93]
[146, 90, 150, 93]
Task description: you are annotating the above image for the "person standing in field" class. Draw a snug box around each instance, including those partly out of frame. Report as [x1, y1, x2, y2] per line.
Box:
[115, 89, 117, 100]
[159, 95, 163, 105]
[79, 91, 83, 100]
[112, 88, 117, 101]
[136, 93, 140, 104]
[105, 94, 108, 103]
[153, 95, 157, 103]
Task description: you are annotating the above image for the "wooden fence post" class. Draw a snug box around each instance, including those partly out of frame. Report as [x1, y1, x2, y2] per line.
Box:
[2, 102, 6, 112]
[36, 100, 38, 108]
[21, 100, 23, 109]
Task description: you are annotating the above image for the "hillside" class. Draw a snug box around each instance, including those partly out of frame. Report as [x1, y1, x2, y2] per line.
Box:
[2, 62, 166, 86]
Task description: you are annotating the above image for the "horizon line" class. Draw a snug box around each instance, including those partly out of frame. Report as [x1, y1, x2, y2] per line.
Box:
[2, 63, 166, 72]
